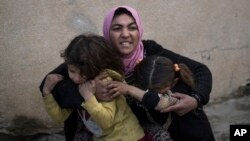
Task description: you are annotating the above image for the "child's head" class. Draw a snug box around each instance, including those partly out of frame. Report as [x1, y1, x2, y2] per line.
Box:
[61, 34, 123, 84]
[135, 55, 195, 93]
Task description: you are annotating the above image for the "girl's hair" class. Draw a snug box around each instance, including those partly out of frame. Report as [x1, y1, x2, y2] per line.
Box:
[61, 34, 124, 80]
[135, 56, 195, 91]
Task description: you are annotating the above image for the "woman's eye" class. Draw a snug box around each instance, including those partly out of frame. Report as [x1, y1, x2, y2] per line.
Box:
[128, 26, 138, 31]
[111, 27, 121, 31]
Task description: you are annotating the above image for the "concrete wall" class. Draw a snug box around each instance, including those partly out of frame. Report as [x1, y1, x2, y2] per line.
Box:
[1, 0, 250, 136]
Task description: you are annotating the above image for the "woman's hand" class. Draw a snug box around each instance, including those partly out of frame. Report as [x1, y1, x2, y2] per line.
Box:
[79, 80, 96, 101]
[42, 74, 63, 96]
[160, 92, 198, 116]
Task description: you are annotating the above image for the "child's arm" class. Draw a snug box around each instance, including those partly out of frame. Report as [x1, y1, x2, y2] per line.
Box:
[79, 80, 117, 130]
[42, 74, 72, 123]
[43, 94, 73, 123]
[107, 81, 179, 111]
[107, 81, 145, 101]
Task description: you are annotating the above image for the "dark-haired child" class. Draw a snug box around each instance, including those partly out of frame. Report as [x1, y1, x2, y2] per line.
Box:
[42, 34, 152, 141]
[108, 55, 214, 141]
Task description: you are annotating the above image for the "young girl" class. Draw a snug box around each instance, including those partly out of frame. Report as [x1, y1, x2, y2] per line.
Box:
[42, 34, 152, 141]
[134, 55, 195, 128]
[108, 55, 195, 128]
[135, 55, 195, 109]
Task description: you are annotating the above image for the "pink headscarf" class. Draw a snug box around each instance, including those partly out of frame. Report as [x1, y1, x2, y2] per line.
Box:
[103, 6, 144, 75]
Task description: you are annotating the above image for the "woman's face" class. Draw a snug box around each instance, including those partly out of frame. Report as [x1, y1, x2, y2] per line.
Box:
[109, 14, 139, 56]
[68, 64, 87, 84]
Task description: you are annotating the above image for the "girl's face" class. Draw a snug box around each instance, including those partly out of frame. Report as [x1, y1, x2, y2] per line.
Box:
[68, 64, 87, 84]
[157, 85, 171, 94]
[109, 14, 139, 56]
[156, 78, 179, 94]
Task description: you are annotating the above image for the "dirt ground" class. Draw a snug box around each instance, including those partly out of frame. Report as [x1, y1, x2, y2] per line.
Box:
[205, 95, 250, 141]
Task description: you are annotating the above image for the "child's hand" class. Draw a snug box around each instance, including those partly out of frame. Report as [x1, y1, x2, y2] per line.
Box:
[107, 81, 145, 101]
[107, 81, 129, 98]
[79, 80, 96, 101]
[42, 74, 63, 96]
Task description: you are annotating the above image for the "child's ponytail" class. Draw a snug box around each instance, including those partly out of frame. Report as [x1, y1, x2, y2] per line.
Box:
[176, 63, 195, 89]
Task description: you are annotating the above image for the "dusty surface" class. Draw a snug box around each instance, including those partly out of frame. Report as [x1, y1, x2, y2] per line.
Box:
[205, 95, 250, 141]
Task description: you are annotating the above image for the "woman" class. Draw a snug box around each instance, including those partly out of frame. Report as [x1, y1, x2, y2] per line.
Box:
[101, 6, 215, 141]
[40, 6, 214, 141]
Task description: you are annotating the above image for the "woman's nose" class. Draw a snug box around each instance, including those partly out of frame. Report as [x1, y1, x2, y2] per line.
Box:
[121, 28, 129, 37]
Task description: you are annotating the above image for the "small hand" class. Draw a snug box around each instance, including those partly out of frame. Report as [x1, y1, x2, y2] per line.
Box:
[160, 92, 198, 116]
[42, 74, 63, 96]
[107, 81, 129, 98]
[79, 80, 96, 101]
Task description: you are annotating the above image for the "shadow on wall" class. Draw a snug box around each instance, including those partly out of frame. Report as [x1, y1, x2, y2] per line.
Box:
[237, 83, 250, 96]
[0, 115, 64, 141]
[0, 133, 64, 141]
[7, 115, 48, 136]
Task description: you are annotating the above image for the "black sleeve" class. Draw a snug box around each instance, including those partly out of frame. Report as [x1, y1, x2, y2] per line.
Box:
[39, 63, 68, 93]
[39, 63, 83, 108]
[143, 40, 212, 105]
[140, 89, 170, 125]
[142, 89, 160, 109]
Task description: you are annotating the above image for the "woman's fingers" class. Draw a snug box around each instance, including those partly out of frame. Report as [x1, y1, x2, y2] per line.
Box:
[160, 104, 182, 113]
[95, 71, 109, 80]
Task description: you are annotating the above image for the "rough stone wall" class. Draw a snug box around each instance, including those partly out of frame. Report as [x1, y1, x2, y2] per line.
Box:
[1, 0, 249, 136]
